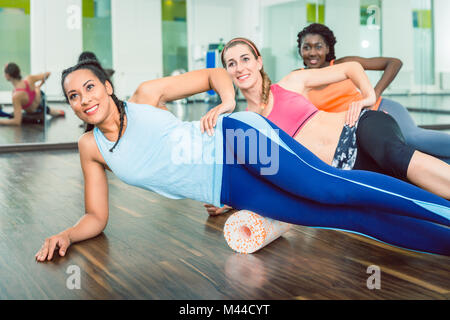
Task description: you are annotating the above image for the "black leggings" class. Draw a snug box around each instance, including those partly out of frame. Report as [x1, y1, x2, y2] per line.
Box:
[354, 110, 415, 181]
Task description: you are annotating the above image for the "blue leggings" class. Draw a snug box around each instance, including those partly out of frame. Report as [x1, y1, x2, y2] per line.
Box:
[379, 98, 450, 164]
[219, 112, 450, 256]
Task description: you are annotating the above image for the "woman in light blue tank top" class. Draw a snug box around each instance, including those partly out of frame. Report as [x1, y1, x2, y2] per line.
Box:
[35, 60, 450, 262]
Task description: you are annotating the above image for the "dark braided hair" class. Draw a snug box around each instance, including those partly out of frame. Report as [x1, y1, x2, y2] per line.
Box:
[61, 59, 125, 152]
[297, 23, 337, 65]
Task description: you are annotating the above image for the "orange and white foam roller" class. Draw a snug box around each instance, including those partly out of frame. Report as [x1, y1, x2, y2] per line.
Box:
[223, 210, 292, 253]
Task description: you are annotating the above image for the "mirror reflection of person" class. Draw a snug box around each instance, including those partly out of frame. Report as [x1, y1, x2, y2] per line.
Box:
[2, 62, 65, 125]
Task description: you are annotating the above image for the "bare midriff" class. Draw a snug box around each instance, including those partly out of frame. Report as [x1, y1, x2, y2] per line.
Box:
[258, 90, 346, 166]
[293, 111, 346, 165]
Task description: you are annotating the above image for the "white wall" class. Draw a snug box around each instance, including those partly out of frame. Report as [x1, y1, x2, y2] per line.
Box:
[186, 0, 263, 74]
[434, 0, 450, 89]
[324, 0, 360, 58]
[187, 0, 236, 72]
[31, 0, 83, 99]
[261, 0, 307, 82]
[231, 0, 261, 44]
[381, 0, 415, 91]
[434, 0, 450, 72]
[111, 0, 162, 98]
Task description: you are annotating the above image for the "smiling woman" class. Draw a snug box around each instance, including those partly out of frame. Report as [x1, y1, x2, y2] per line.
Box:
[61, 59, 125, 151]
[296, 23, 450, 164]
[36, 59, 238, 261]
[221, 38, 272, 108]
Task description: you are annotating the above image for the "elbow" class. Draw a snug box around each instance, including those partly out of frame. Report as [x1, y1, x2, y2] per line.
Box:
[99, 219, 108, 233]
[346, 61, 365, 80]
[130, 81, 153, 104]
[133, 82, 147, 97]
[211, 67, 230, 80]
[208, 67, 228, 82]
[345, 61, 365, 77]
[92, 212, 109, 234]
[207, 68, 230, 92]
[391, 58, 403, 71]
[351, 61, 365, 72]
[210, 67, 227, 75]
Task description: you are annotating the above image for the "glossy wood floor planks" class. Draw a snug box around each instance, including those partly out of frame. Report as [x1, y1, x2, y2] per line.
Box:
[0, 150, 448, 299]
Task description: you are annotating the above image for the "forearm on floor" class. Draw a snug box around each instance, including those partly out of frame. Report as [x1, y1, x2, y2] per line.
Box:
[65, 212, 108, 244]
[0, 117, 21, 125]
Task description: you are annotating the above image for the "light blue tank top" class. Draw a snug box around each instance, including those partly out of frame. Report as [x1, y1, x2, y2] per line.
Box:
[93, 102, 224, 207]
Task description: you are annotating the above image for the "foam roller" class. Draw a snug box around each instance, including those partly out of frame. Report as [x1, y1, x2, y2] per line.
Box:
[224, 210, 292, 253]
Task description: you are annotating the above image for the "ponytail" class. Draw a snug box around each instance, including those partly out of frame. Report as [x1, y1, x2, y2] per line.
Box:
[261, 69, 272, 107]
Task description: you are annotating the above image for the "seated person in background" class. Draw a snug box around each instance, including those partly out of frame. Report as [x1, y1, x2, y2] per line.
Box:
[2, 62, 65, 125]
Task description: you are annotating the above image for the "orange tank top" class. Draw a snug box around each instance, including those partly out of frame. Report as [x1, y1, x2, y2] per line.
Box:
[305, 60, 381, 112]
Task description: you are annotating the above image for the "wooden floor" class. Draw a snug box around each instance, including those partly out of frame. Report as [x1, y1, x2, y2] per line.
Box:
[0, 149, 449, 300]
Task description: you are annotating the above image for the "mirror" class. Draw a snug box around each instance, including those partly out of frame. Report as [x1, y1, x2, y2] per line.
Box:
[0, 0, 111, 147]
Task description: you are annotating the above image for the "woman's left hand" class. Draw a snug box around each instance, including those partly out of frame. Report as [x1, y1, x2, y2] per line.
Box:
[204, 203, 232, 216]
[345, 100, 366, 127]
[200, 102, 236, 136]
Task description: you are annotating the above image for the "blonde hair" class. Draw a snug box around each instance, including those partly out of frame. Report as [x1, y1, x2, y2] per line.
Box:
[221, 38, 272, 107]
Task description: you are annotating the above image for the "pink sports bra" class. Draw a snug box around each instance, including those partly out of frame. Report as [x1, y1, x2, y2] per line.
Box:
[266, 84, 318, 137]
[14, 80, 36, 110]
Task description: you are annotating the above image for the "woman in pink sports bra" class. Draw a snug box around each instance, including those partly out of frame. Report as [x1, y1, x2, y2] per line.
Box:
[204, 37, 450, 215]
[2, 62, 65, 125]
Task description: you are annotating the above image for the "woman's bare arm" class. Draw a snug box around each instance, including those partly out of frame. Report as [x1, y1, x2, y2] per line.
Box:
[281, 61, 376, 107]
[130, 68, 235, 107]
[70, 133, 109, 242]
[129, 68, 236, 135]
[336, 56, 402, 99]
[29, 72, 51, 89]
[35, 133, 109, 261]
[0, 95, 22, 126]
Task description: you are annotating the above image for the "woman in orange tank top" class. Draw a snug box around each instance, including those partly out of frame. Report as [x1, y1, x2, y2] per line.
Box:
[297, 23, 450, 164]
